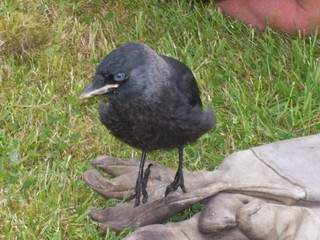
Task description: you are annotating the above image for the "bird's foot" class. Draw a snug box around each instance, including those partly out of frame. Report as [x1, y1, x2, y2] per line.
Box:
[165, 169, 186, 197]
[127, 164, 153, 207]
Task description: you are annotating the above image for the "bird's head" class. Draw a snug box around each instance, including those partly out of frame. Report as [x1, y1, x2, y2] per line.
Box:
[79, 42, 166, 100]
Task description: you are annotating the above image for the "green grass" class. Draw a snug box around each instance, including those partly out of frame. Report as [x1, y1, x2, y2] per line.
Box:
[1, 0, 319, 239]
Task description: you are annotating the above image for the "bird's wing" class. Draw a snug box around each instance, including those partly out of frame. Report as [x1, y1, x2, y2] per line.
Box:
[161, 55, 202, 107]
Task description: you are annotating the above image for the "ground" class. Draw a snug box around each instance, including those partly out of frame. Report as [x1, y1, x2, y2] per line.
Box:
[0, 0, 320, 239]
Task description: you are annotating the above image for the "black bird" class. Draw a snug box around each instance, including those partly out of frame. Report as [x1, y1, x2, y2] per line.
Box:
[80, 42, 216, 206]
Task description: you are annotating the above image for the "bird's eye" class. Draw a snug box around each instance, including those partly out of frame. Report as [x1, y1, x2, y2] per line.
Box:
[114, 72, 127, 82]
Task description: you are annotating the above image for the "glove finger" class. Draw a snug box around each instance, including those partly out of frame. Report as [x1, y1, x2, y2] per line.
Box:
[84, 169, 133, 199]
[125, 224, 188, 240]
[125, 213, 249, 240]
[89, 188, 172, 226]
[84, 168, 175, 201]
[90, 156, 176, 189]
[237, 200, 272, 240]
[89, 208, 111, 223]
[90, 155, 142, 176]
[94, 182, 228, 232]
[199, 193, 255, 234]
[97, 200, 176, 232]
[237, 200, 320, 240]
[124, 214, 210, 240]
[90, 156, 216, 192]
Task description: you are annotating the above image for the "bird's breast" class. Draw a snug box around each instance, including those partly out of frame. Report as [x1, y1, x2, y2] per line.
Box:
[99, 99, 212, 151]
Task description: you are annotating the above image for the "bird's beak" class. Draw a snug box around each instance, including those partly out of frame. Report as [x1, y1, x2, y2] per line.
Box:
[79, 83, 120, 99]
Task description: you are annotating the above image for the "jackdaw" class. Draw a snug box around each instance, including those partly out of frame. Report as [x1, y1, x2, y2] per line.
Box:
[80, 42, 216, 206]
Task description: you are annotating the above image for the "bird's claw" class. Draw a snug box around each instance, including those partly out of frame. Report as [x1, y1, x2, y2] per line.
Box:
[165, 169, 186, 196]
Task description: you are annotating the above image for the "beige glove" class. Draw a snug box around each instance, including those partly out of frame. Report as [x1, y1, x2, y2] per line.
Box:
[84, 134, 320, 239]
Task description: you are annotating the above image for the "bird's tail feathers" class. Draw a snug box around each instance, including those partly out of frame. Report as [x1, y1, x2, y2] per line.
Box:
[180, 106, 216, 136]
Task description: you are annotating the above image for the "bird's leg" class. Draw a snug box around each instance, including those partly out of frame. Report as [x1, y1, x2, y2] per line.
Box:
[165, 146, 187, 196]
[125, 153, 152, 206]
[125, 151, 153, 207]
[131, 151, 146, 207]
[142, 163, 153, 204]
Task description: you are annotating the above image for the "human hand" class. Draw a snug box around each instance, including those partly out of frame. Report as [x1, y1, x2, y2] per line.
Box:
[216, 0, 320, 34]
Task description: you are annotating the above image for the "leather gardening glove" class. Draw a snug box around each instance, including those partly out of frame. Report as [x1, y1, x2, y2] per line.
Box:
[84, 134, 320, 239]
[126, 192, 320, 240]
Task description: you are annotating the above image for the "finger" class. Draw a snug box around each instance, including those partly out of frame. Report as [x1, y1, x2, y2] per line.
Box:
[98, 202, 141, 232]
[124, 214, 208, 240]
[125, 213, 249, 240]
[91, 155, 141, 176]
[236, 200, 270, 239]
[199, 193, 256, 234]
[92, 156, 177, 184]
[91, 156, 215, 190]
[84, 169, 133, 199]
[89, 208, 110, 223]
[95, 182, 228, 232]
[237, 200, 320, 240]
[125, 224, 185, 240]
[84, 166, 177, 202]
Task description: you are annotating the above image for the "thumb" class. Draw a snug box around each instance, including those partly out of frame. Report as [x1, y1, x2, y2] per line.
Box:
[199, 193, 255, 234]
